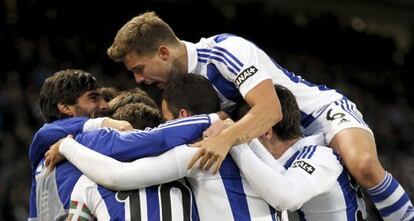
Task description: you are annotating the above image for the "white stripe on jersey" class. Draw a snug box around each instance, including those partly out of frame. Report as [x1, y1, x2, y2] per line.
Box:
[157, 115, 210, 128]
[139, 188, 148, 221]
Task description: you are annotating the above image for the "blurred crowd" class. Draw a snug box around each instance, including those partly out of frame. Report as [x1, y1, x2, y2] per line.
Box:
[0, 0, 413, 220]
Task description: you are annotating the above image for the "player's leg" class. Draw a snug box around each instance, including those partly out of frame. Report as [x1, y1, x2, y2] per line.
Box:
[330, 128, 384, 187]
[322, 99, 414, 221]
[330, 128, 414, 221]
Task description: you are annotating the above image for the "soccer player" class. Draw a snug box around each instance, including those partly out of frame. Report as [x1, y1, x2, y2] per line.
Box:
[28, 69, 132, 221]
[108, 88, 158, 116]
[38, 113, 215, 221]
[106, 11, 414, 220]
[66, 103, 199, 221]
[45, 74, 286, 220]
[31, 70, 216, 220]
[231, 85, 368, 220]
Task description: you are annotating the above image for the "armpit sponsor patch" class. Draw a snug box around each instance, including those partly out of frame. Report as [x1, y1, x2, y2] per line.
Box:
[235, 65, 258, 88]
[293, 160, 315, 174]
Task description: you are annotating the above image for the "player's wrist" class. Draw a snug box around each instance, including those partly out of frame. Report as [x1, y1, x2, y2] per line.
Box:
[208, 113, 220, 123]
[59, 137, 75, 155]
[83, 117, 106, 131]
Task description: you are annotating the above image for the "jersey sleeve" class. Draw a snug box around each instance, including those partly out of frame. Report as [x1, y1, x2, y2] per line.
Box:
[248, 139, 286, 173]
[29, 117, 89, 174]
[82, 117, 106, 132]
[75, 114, 215, 162]
[214, 35, 272, 97]
[69, 175, 104, 221]
[60, 138, 195, 191]
[230, 144, 342, 211]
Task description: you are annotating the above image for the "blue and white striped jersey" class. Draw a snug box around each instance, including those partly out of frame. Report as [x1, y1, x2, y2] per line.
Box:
[29, 117, 99, 220]
[69, 176, 198, 221]
[184, 34, 343, 125]
[58, 140, 287, 221]
[231, 135, 367, 221]
[32, 114, 215, 220]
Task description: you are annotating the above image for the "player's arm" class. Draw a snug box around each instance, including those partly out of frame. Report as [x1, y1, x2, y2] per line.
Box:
[29, 117, 131, 172]
[68, 176, 98, 221]
[248, 139, 286, 173]
[50, 138, 196, 191]
[231, 144, 341, 211]
[84, 117, 133, 131]
[86, 114, 218, 162]
[188, 37, 282, 174]
[190, 80, 281, 172]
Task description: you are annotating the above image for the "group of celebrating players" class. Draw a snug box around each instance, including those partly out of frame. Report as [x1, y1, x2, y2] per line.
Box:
[28, 11, 413, 221]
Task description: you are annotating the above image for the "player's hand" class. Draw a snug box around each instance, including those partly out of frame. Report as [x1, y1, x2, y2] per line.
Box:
[102, 118, 133, 131]
[187, 134, 233, 174]
[202, 119, 234, 138]
[216, 111, 230, 120]
[45, 135, 73, 175]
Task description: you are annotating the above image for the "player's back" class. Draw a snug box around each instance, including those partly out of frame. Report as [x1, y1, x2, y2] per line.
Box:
[70, 175, 198, 221]
[277, 136, 366, 221]
[190, 34, 343, 116]
[29, 117, 90, 220]
[175, 146, 285, 221]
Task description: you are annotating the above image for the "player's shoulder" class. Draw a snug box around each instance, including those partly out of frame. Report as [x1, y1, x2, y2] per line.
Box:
[296, 144, 337, 161]
[209, 33, 252, 50]
[292, 135, 340, 164]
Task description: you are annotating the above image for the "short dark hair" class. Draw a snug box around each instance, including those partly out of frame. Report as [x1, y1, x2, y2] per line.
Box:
[230, 84, 303, 140]
[112, 103, 162, 130]
[108, 88, 157, 115]
[39, 69, 98, 123]
[272, 84, 302, 141]
[162, 74, 220, 117]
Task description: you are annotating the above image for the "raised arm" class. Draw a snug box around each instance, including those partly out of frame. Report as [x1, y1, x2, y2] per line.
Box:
[230, 144, 341, 211]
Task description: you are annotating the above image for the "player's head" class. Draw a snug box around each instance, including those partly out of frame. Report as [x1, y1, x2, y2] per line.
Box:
[107, 11, 184, 88]
[112, 103, 162, 130]
[261, 85, 302, 143]
[39, 69, 108, 123]
[161, 74, 220, 121]
[99, 86, 120, 102]
[108, 88, 158, 115]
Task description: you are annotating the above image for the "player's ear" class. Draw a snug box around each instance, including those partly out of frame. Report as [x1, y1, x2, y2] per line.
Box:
[158, 45, 170, 61]
[261, 128, 273, 142]
[57, 103, 74, 117]
[179, 108, 190, 118]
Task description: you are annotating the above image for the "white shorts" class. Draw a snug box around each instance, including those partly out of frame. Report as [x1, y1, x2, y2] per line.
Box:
[301, 97, 373, 145]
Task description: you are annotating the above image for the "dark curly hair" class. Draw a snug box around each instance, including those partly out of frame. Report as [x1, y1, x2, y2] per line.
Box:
[39, 69, 98, 123]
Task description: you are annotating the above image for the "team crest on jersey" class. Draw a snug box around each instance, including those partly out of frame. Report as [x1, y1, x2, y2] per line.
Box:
[293, 160, 315, 174]
[235, 65, 258, 88]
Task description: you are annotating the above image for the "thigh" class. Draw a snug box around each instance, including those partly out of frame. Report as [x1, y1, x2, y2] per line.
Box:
[303, 98, 373, 145]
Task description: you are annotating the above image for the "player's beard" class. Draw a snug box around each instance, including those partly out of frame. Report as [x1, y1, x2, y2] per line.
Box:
[92, 108, 110, 118]
[73, 104, 96, 118]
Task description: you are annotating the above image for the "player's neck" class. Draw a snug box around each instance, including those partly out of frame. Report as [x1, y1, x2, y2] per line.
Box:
[270, 137, 301, 159]
[177, 42, 188, 73]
